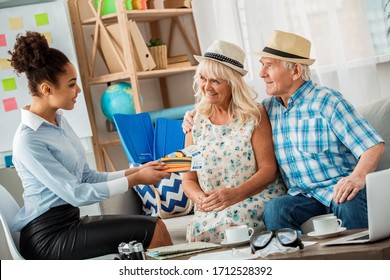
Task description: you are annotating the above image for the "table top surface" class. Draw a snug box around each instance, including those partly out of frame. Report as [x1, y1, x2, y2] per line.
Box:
[265, 229, 390, 260]
[167, 229, 390, 260]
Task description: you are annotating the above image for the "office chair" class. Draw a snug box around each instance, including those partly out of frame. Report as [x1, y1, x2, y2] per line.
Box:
[0, 184, 117, 260]
[0, 184, 23, 260]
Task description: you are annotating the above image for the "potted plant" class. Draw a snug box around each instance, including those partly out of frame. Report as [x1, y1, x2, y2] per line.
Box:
[147, 38, 168, 69]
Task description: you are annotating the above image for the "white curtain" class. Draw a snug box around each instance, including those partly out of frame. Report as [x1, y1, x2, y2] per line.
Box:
[192, 0, 390, 106]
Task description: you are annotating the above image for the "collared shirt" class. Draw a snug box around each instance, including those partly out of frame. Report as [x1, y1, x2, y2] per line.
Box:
[262, 80, 384, 206]
[12, 107, 128, 231]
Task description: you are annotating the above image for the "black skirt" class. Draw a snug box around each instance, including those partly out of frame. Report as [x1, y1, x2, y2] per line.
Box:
[20, 204, 158, 260]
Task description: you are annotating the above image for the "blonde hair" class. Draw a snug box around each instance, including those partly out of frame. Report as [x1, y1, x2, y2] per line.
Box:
[193, 59, 261, 126]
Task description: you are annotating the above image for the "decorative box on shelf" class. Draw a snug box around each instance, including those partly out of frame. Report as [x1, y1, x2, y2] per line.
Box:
[98, 20, 157, 73]
[93, 0, 133, 15]
[148, 44, 168, 69]
[132, 0, 147, 10]
[148, 0, 165, 9]
[164, 0, 191, 8]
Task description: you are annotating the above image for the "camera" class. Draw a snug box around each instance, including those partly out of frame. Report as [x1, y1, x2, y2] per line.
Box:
[115, 240, 146, 260]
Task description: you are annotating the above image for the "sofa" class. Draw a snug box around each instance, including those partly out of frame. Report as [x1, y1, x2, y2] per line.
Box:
[99, 96, 390, 243]
[99, 186, 192, 244]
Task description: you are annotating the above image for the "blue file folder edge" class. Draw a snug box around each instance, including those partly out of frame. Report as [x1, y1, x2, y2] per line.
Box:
[113, 113, 154, 164]
[154, 118, 185, 160]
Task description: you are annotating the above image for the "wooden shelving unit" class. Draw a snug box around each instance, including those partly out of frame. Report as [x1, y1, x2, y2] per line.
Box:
[67, 0, 200, 171]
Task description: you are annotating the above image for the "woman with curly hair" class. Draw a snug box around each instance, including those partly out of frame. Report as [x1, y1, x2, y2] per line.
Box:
[9, 31, 172, 260]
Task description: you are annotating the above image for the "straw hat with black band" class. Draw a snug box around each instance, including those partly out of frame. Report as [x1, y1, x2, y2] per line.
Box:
[194, 40, 248, 76]
[256, 30, 315, 65]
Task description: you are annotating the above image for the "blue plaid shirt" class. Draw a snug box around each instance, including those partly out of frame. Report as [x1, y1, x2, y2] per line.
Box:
[262, 80, 384, 206]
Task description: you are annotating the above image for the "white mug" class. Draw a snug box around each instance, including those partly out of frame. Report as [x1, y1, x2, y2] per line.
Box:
[224, 225, 254, 243]
[313, 215, 343, 234]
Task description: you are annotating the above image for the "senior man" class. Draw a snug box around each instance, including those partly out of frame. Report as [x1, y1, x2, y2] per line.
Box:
[183, 30, 385, 231]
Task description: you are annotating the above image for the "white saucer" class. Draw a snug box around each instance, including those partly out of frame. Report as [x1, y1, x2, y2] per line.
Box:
[307, 227, 347, 239]
[220, 239, 250, 247]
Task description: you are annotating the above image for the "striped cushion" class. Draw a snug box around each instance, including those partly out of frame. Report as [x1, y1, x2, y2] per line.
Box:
[134, 172, 192, 217]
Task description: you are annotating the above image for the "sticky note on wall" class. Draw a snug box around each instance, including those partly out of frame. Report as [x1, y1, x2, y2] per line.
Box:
[35, 13, 49, 26]
[3, 97, 18, 112]
[42, 32, 53, 44]
[8, 17, 23, 30]
[0, 34, 6, 47]
[4, 155, 13, 168]
[0, 58, 11, 70]
[2, 78, 17, 91]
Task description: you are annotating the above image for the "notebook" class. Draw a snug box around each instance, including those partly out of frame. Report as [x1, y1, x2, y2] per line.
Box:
[322, 168, 390, 246]
[146, 242, 221, 260]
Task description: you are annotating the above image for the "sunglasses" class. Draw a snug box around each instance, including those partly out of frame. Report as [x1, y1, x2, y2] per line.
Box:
[250, 228, 304, 253]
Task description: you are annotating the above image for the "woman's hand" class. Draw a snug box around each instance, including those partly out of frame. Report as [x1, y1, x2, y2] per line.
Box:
[199, 188, 238, 212]
[125, 160, 166, 175]
[127, 162, 169, 187]
[139, 160, 165, 170]
[194, 192, 209, 212]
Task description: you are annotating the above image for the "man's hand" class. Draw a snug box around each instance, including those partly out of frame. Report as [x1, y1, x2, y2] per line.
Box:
[182, 109, 196, 134]
[333, 174, 366, 204]
[333, 143, 384, 204]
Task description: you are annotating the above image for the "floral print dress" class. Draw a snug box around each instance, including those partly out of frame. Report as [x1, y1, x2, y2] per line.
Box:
[186, 113, 286, 243]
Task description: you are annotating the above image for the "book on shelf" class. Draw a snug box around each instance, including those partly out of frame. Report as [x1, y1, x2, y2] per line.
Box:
[164, 0, 192, 8]
[98, 23, 126, 73]
[128, 20, 156, 71]
[98, 20, 156, 73]
[147, 0, 165, 9]
[167, 54, 189, 64]
[167, 60, 192, 69]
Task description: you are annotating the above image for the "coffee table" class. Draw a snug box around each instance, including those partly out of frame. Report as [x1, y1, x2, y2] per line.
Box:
[168, 229, 390, 260]
[265, 229, 390, 260]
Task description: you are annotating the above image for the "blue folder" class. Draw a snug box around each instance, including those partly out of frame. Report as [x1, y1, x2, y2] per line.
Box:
[154, 118, 185, 160]
[114, 113, 186, 164]
[113, 113, 154, 164]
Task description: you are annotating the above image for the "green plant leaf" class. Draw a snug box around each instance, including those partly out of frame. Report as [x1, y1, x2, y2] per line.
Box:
[148, 38, 164, 47]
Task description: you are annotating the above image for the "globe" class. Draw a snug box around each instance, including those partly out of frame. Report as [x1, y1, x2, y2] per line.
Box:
[101, 82, 139, 122]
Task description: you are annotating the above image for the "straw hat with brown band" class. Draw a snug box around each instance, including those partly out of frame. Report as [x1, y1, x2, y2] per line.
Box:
[256, 30, 315, 65]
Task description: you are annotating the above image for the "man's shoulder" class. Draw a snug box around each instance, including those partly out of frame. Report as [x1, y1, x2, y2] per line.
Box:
[261, 96, 276, 109]
[307, 84, 348, 108]
[311, 83, 344, 100]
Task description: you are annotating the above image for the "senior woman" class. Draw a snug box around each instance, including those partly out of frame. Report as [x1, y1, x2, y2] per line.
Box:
[183, 40, 286, 243]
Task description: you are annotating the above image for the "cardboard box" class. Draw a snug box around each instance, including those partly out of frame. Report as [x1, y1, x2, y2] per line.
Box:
[164, 0, 191, 8]
[148, 0, 165, 9]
